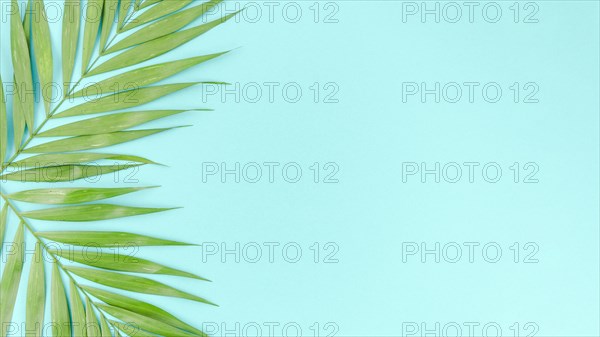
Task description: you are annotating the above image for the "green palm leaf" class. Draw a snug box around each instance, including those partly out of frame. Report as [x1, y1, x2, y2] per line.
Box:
[13, 153, 157, 167]
[56, 83, 201, 118]
[51, 264, 71, 337]
[88, 14, 235, 76]
[1, 0, 236, 335]
[51, 249, 207, 280]
[31, 0, 53, 114]
[25, 244, 45, 337]
[7, 186, 156, 204]
[1, 77, 8, 163]
[65, 266, 216, 305]
[1, 164, 143, 182]
[0, 223, 24, 336]
[36, 231, 195, 247]
[62, 0, 81, 89]
[39, 110, 192, 136]
[83, 285, 207, 336]
[82, 0, 104, 73]
[106, 0, 223, 53]
[24, 128, 178, 153]
[98, 304, 197, 337]
[70, 280, 88, 337]
[21, 204, 175, 222]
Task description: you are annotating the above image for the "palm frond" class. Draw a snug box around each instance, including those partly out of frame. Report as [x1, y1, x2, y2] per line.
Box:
[1, 0, 236, 335]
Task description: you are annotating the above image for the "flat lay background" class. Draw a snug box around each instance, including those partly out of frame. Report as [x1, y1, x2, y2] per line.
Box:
[1, 0, 599, 336]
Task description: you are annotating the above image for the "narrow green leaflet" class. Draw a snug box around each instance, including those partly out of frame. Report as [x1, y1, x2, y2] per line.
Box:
[51, 264, 71, 337]
[13, 153, 156, 168]
[117, 0, 133, 31]
[25, 244, 45, 337]
[99, 0, 118, 52]
[107, 0, 223, 53]
[25, 128, 176, 153]
[23, 0, 32, 41]
[0, 77, 6, 163]
[82, 286, 207, 336]
[123, 0, 193, 32]
[97, 304, 196, 337]
[88, 14, 236, 76]
[71, 53, 226, 98]
[69, 281, 88, 337]
[86, 297, 101, 337]
[51, 249, 207, 280]
[82, 0, 104, 73]
[12, 84, 27, 149]
[56, 83, 200, 117]
[0, 223, 24, 336]
[0, 204, 7, 252]
[62, 0, 81, 89]
[39, 110, 191, 136]
[8, 187, 156, 205]
[65, 266, 216, 305]
[0, 164, 143, 182]
[99, 314, 113, 337]
[22, 204, 174, 222]
[36, 231, 194, 247]
[10, 0, 34, 131]
[139, 0, 162, 10]
[31, 0, 53, 114]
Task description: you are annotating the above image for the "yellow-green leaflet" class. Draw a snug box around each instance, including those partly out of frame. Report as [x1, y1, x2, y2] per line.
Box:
[10, 0, 34, 132]
[8, 186, 155, 205]
[23, 0, 32, 41]
[82, 286, 207, 336]
[21, 204, 175, 222]
[12, 82, 27, 148]
[86, 297, 101, 337]
[13, 153, 156, 168]
[51, 249, 207, 280]
[117, 0, 133, 31]
[82, 0, 104, 73]
[139, 0, 162, 10]
[31, 0, 53, 114]
[36, 231, 194, 247]
[25, 244, 45, 337]
[62, 0, 81, 89]
[0, 164, 143, 182]
[97, 304, 196, 337]
[0, 77, 7, 163]
[69, 281, 87, 337]
[39, 110, 191, 136]
[72, 53, 226, 98]
[107, 0, 223, 53]
[65, 266, 217, 305]
[24, 128, 176, 153]
[123, 0, 193, 32]
[0, 204, 7, 252]
[56, 82, 200, 117]
[51, 264, 71, 337]
[88, 14, 236, 76]
[0, 223, 24, 337]
[99, 314, 112, 337]
[99, 0, 117, 51]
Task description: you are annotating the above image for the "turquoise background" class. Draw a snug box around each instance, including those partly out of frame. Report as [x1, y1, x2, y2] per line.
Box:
[1, 0, 599, 336]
